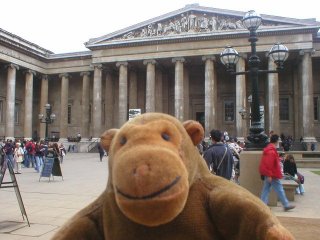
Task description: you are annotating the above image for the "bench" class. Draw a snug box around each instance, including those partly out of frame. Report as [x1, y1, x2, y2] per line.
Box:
[281, 179, 298, 201]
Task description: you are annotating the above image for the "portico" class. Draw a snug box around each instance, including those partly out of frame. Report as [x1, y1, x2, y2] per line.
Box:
[0, 4, 319, 145]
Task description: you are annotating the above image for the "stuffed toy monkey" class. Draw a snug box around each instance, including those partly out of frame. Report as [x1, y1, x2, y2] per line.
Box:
[52, 113, 294, 240]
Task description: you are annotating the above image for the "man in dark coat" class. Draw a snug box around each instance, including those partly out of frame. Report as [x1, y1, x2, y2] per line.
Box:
[3, 139, 15, 166]
[203, 129, 234, 180]
[97, 143, 105, 162]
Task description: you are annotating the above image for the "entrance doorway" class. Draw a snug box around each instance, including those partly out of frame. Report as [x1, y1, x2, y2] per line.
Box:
[196, 112, 205, 129]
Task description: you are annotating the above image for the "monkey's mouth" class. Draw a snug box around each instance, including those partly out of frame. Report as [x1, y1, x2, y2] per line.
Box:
[116, 176, 181, 200]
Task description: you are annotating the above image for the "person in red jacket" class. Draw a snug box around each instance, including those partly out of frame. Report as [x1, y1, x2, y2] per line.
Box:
[259, 134, 295, 211]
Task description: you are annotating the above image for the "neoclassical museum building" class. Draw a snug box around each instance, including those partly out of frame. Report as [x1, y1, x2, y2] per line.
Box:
[0, 4, 319, 143]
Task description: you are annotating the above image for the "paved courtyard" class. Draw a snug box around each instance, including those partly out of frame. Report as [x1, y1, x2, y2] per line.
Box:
[0, 153, 319, 239]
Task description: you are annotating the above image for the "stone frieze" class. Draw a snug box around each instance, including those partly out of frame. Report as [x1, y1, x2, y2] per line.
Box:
[114, 11, 279, 40]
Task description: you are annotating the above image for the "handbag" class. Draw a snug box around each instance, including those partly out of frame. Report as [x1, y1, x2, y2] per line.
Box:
[297, 172, 304, 184]
[211, 147, 227, 175]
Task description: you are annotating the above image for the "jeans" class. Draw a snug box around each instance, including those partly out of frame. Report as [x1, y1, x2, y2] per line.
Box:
[23, 152, 29, 167]
[34, 155, 43, 172]
[296, 184, 305, 194]
[261, 178, 290, 208]
[284, 174, 305, 194]
[5, 154, 14, 166]
[27, 154, 35, 168]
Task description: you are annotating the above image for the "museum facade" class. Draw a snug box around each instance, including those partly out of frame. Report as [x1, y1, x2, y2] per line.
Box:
[0, 4, 319, 142]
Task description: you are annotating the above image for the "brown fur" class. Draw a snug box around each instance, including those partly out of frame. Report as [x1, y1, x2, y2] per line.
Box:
[52, 113, 294, 240]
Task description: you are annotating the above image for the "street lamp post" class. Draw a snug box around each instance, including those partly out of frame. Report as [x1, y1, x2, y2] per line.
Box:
[220, 10, 289, 149]
[38, 103, 56, 141]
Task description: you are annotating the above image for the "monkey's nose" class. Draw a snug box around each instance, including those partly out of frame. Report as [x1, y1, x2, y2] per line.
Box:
[133, 164, 150, 177]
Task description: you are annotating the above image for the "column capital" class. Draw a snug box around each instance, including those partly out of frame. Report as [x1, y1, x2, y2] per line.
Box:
[172, 57, 185, 63]
[202, 55, 216, 62]
[59, 73, 71, 79]
[116, 61, 128, 68]
[91, 63, 103, 70]
[143, 59, 157, 65]
[299, 49, 316, 56]
[5, 63, 19, 71]
[80, 71, 91, 77]
[24, 69, 36, 76]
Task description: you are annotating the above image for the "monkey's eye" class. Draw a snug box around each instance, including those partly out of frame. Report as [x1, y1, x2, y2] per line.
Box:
[119, 136, 127, 145]
[161, 133, 170, 141]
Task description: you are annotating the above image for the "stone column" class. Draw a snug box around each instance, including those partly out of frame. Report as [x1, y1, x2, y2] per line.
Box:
[137, 71, 146, 112]
[267, 57, 280, 135]
[155, 68, 163, 112]
[116, 61, 128, 127]
[24, 70, 35, 140]
[80, 72, 91, 139]
[202, 56, 216, 137]
[129, 68, 138, 109]
[172, 57, 185, 122]
[105, 68, 114, 130]
[39, 75, 49, 140]
[293, 63, 301, 138]
[59, 73, 70, 140]
[5, 64, 19, 140]
[300, 50, 316, 142]
[162, 72, 169, 114]
[236, 56, 247, 142]
[92, 64, 103, 138]
[184, 67, 189, 119]
[144, 59, 156, 113]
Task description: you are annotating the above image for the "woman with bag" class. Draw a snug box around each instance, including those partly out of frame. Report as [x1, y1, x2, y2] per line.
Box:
[13, 142, 24, 174]
[283, 154, 305, 195]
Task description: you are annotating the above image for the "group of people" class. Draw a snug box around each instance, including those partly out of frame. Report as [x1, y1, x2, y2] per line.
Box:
[0, 139, 66, 175]
[201, 129, 304, 212]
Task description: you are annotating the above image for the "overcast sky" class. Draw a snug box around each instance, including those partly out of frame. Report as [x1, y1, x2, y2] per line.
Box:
[1, 0, 319, 54]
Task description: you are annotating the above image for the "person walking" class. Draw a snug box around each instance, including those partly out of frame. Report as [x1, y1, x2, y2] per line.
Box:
[97, 143, 105, 162]
[34, 142, 44, 172]
[259, 134, 295, 211]
[25, 140, 36, 168]
[203, 129, 234, 180]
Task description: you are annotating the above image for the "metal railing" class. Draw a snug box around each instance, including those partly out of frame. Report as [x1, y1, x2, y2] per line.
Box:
[87, 138, 99, 152]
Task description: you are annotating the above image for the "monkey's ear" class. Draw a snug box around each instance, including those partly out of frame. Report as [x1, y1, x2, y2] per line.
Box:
[100, 129, 118, 151]
[182, 120, 204, 146]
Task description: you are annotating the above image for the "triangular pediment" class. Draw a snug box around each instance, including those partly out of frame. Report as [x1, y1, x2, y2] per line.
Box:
[85, 4, 320, 48]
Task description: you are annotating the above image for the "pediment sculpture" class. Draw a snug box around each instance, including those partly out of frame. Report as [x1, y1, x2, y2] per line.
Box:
[114, 11, 279, 40]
